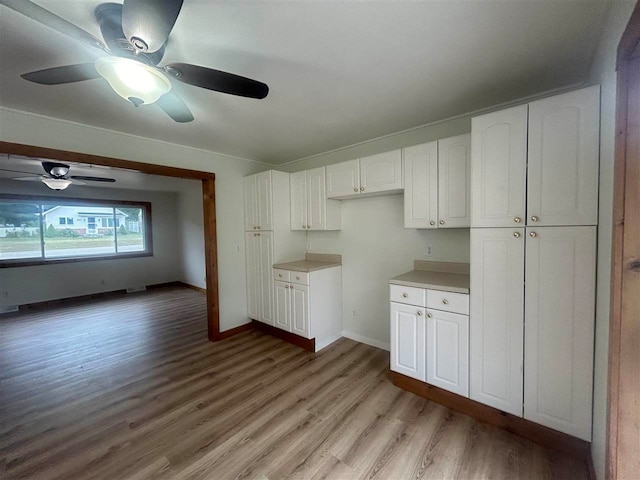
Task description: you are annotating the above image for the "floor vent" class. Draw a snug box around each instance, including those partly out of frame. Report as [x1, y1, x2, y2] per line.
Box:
[126, 286, 147, 294]
[0, 305, 19, 314]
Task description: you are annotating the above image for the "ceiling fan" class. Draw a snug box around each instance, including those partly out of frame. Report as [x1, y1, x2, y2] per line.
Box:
[2, 161, 117, 190]
[0, 0, 269, 123]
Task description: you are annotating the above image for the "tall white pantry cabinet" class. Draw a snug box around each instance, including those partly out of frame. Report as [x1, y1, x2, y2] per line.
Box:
[469, 86, 599, 441]
[244, 171, 305, 326]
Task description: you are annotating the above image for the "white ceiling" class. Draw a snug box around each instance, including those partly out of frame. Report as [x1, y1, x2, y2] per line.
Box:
[0, 0, 611, 164]
[0, 154, 198, 192]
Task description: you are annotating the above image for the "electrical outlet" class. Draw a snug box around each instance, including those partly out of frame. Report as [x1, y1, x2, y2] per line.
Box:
[426, 245, 433, 257]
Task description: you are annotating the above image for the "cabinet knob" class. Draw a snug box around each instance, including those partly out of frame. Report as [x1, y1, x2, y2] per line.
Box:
[429, 221, 435, 226]
[296, 276, 300, 280]
[439, 220, 445, 225]
[427, 312, 432, 318]
[302, 225, 306, 229]
[256, 233, 260, 236]
[513, 232, 521, 238]
[278, 274, 283, 277]
[353, 187, 358, 192]
[442, 299, 449, 305]
[360, 186, 365, 192]
[531, 215, 539, 222]
[417, 311, 423, 316]
[514, 217, 522, 223]
[306, 225, 311, 229]
[402, 293, 408, 298]
[529, 231, 537, 238]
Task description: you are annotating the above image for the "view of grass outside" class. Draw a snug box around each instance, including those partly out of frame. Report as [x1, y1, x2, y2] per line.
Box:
[0, 201, 147, 261]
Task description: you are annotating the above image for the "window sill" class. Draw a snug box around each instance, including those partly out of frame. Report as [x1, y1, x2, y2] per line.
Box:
[0, 251, 153, 269]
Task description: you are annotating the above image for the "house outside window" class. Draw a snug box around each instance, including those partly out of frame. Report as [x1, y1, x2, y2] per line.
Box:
[0, 195, 152, 266]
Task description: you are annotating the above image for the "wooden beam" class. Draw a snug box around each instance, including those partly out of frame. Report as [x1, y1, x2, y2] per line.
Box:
[202, 178, 221, 341]
[0, 141, 215, 180]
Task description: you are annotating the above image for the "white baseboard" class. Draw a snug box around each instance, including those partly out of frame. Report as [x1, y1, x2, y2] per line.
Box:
[341, 330, 390, 351]
[316, 332, 343, 352]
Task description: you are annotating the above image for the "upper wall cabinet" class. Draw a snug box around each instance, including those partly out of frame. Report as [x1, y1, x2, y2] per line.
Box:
[471, 86, 599, 228]
[471, 105, 528, 228]
[527, 86, 599, 227]
[244, 171, 274, 231]
[403, 134, 471, 229]
[290, 167, 341, 231]
[326, 150, 402, 199]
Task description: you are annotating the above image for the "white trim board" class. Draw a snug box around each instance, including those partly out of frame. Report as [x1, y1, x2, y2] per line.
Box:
[341, 331, 390, 351]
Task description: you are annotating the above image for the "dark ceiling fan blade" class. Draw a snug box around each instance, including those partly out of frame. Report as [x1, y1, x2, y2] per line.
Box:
[70, 175, 116, 183]
[164, 63, 269, 99]
[22, 64, 100, 85]
[0, 0, 107, 52]
[0, 167, 41, 176]
[157, 91, 194, 123]
[122, 0, 183, 54]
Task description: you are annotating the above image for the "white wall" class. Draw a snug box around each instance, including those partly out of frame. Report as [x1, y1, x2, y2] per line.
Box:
[0, 178, 181, 305]
[588, 2, 635, 479]
[176, 184, 206, 289]
[0, 107, 268, 330]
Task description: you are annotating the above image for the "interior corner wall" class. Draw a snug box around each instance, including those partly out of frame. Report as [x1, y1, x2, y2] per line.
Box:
[587, 2, 635, 479]
[0, 108, 266, 331]
[278, 116, 473, 347]
[176, 184, 206, 289]
[0, 179, 181, 305]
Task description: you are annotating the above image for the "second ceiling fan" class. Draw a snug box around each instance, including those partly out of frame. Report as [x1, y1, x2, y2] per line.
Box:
[0, 0, 269, 123]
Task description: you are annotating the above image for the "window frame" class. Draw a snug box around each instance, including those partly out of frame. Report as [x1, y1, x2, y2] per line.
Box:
[0, 194, 153, 268]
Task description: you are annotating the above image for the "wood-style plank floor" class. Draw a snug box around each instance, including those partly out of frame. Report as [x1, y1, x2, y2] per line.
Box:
[0, 286, 589, 480]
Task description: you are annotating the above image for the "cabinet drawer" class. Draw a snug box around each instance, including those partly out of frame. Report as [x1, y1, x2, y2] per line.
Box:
[273, 269, 290, 282]
[290, 271, 309, 285]
[390, 284, 426, 307]
[427, 290, 469, 315]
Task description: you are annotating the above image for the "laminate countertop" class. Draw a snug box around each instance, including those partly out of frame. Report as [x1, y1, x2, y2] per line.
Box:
[273, 253, 342, 273]
[390, 261, 470, 294]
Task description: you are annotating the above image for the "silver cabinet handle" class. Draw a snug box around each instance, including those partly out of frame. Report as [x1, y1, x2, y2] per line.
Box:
[439, 220, 445, 225]
[514, 217, 522, 223]
[417, 311, 423, 316]
[402, 293, 408, 298]
[353, 187, 358, 192]
[306, 225, 311, 229]
[429, 221, 435, 226]
[442, 299, 449, 305]
[530, 231, 537, 238]
[427, 312, 432, 318]
[278, 274, 283, 277]
[513, 232, 521, 238]
[296, 276, 301, 280]
[531, 216, 539, 222]
[360, 186, 365, 191]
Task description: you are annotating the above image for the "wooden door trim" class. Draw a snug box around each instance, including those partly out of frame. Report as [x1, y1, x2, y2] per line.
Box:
[0, 141, 230, 342]
[608, 4, 640, 479]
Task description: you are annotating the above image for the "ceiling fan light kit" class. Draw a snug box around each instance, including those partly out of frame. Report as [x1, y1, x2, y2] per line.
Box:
[95, 56, 172, 106]
[0, 0, 269, 123]
[41, 178, 72, 190]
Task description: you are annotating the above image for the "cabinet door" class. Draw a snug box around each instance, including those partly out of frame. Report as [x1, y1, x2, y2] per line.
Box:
[469, 228, 524, 416]
[527, 86, 599, 226]
[471, 105, 527, 227]
[306, 167, 326, 230]
[403, 141, 438, 229]
[438, 134, 471, 228]
[290, 283, 310, 338]
[524, 226, 596, 441]
[360, 150, 402, 194]
[245, 232, 260, 320]
[290, 171, 307, 231]
[390, 302, 426, 381]
[326, 159, 360, 198]
[426, 309, 469, 397]
[243, 175, 258, 231]
[255, 171, 273, 231]
[274, 281, 291, 332]
[258, 232, 275, 326]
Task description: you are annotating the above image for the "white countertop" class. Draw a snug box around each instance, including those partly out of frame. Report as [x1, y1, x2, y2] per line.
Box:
[389, 261, 470, 294]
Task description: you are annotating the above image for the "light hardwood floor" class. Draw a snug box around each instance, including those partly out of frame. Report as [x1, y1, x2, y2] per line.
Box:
[0, 286, 589, 480]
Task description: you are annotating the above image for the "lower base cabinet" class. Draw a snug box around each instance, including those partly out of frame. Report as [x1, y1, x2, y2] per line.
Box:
[390, 285, 470, 397]
[273, 266, 342, 352]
